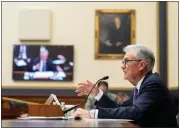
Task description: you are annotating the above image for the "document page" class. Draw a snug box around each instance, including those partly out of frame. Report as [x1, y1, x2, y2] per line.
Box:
[17, 116, 74, 120]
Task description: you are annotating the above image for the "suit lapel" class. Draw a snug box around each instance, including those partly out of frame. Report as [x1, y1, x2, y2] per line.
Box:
[141, 71, 153, 85]
[133, 71, 153, 103]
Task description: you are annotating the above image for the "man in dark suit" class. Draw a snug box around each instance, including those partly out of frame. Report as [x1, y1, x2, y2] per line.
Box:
[100, 17, 130, 54]
[73, 44, 177, 127]
[32, 47, 56, 72]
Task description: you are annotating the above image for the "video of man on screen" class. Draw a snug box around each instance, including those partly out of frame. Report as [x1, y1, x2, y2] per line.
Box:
[12, 45, 74, 81]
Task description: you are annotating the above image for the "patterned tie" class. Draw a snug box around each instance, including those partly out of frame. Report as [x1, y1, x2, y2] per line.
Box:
[133, 88, 138, 104]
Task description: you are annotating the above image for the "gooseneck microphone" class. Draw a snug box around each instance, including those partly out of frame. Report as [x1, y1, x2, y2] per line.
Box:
[63, 76, 109, 114]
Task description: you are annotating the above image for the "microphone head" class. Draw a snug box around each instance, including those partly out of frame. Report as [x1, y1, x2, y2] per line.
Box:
[101, 76, 109, 80]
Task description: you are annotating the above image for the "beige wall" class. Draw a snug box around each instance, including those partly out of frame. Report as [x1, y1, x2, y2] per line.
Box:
[2, 2, 159, 89]
[167, 2, 178, 89]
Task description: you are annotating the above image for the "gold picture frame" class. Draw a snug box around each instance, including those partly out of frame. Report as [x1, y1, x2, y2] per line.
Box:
[95, 9, 136, 59]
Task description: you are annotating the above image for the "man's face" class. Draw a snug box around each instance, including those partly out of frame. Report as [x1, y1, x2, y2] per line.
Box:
[114, 17, 121, 26]
[40, 52, 48, 61]
[121, 51, 141, 84]
[98, 84, 108, 93]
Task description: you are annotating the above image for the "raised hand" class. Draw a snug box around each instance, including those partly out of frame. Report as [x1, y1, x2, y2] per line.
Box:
[35, 63, 40, 70]
[75, 80, 99, 97]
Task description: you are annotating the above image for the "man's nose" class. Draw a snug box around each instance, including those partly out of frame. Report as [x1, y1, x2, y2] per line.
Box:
[121, 64, 125, 69]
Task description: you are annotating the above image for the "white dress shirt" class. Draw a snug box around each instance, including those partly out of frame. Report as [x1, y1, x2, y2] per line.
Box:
[18, 45, 27, 59]
[89, 76, 145, 119]
[39, 60, 46, 71]
[33, 60, 46, 71]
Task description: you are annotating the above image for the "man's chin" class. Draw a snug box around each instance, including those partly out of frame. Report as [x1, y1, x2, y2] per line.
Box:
[124, 75, 127, 80]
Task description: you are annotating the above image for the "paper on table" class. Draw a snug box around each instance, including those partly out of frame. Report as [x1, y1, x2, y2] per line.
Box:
[17, 116, 74, 120]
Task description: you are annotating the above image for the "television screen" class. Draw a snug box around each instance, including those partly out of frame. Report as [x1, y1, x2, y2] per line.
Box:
[12, 45, 74, 81]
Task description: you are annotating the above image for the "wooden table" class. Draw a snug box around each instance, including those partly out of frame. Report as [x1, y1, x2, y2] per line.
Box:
[2, 119, 138, 127]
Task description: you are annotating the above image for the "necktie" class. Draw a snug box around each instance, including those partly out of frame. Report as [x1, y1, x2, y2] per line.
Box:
[42, 61, 46, 71]
[133, 88, 138, 104]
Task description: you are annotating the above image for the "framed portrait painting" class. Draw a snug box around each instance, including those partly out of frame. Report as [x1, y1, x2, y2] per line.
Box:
[95, 9, 136, 59]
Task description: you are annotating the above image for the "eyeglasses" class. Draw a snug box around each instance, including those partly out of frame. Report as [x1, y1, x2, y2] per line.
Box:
[122, 59, 143, 66]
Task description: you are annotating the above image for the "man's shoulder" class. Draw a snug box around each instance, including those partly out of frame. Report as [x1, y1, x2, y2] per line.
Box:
[33, 58, 40, 63]
[86, 96, 96, 104]
[107, 92, 116, 96]
[143, 72, 164, 85]
[141, 72, 166, 90]
[88, 96, 95, 100]
[107, 92, 117, 100]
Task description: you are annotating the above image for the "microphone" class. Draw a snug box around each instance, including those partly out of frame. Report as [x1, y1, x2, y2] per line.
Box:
[63, 76, 109, 114]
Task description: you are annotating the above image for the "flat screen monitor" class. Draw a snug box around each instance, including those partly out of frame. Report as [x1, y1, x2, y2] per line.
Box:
[12, 45, 74, 81]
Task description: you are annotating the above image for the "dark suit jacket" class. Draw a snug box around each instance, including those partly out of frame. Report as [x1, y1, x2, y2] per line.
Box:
[95, 72, 177, 127]
[101, 23, 130, 54]
[32, 58, 56, 72]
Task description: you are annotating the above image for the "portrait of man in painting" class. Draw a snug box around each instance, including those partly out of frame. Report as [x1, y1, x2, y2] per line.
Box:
[95, 10, 136, 59]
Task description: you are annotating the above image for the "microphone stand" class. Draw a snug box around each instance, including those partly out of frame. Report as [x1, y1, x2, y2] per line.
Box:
[63, 76, 108, 114]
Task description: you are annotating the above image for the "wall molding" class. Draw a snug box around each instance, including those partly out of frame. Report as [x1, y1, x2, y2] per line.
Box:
[3, 84, 177, 90]
[2, 84, 134, 90]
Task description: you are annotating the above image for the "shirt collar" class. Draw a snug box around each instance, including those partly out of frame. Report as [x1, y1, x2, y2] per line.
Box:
[40, 60, 46, 63]
[136, 76, 145, 91]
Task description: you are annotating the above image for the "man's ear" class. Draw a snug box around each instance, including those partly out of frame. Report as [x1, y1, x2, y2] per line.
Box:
[139, 61, 147, 71]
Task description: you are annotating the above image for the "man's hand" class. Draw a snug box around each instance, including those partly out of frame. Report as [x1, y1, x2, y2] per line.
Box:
[35, 63, 40, 70]
[56, 65, 63, 72]
[27, 58, 31, 63]
[72, 108, 92, 119]
[105, 40, 113, 47]
[75, 80, 99, 97]
[116, 41, 122, 47]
